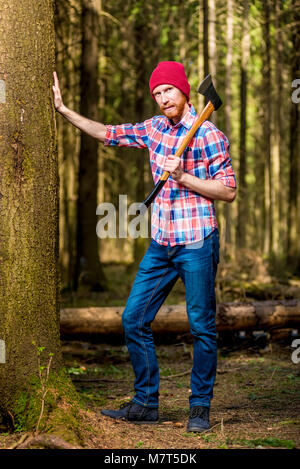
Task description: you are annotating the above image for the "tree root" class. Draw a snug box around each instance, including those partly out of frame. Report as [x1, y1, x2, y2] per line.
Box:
[14, 433, 82, 449]
[8, 433, 29, 449]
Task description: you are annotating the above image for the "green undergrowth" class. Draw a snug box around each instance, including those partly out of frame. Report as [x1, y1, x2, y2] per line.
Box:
[237, 437, 296, 449]
[12, 368, 83, 445]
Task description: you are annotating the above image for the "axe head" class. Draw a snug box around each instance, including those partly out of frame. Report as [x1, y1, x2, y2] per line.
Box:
[198, 75, 222, 111]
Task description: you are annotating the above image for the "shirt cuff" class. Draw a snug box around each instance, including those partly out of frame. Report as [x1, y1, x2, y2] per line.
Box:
[104, 125, 116, 146]
[214, 176, 237, 188]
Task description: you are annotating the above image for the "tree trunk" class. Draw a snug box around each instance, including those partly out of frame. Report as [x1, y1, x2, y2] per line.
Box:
[224, 0, 234, 251]
[0, 0, 80, 441]
[287, 0, 300, 272]
[208, 0, 217, 125]
[60, 300, 300, 336]
[55, 0, 79, 291]
[272, 0, 283, 259]
[262, 0, 273, 256]
[236, 0, 249, 249]
[74, 0, 105, 292]
[203, 0, 209, 82]
[133, 2, 148, 265]
[198, 0, 204, 111]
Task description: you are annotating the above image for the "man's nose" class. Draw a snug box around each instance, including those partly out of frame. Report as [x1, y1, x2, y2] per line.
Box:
[161, 92, 169, 104]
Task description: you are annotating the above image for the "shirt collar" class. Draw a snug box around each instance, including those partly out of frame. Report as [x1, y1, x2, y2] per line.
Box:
[162, 103, 197, 130]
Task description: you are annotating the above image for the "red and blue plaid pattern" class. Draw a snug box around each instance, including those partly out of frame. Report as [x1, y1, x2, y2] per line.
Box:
[105, 104, 236, 246]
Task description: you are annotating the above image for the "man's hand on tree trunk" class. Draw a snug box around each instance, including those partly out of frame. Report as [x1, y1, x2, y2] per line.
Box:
[52, 71, 65, 113]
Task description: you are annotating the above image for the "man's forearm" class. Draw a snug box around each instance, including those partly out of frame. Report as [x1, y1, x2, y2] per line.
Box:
[179, 172, 236, 203]
[57, 105, 106, 142]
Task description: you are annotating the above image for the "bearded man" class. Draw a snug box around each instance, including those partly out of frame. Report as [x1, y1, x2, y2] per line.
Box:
[53, 61, 236, 432]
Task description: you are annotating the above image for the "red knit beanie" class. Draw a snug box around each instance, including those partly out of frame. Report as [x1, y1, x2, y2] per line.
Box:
[149, 61, 190, 101]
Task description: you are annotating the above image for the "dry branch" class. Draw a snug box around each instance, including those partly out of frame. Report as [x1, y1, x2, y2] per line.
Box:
[17, 434, 81, 449]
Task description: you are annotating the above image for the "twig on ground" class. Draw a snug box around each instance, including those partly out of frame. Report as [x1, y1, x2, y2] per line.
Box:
[247, 411, 260, 426]
[7, 410, 15, 428]
[7, 433, 29, 450]
[161, 369, 192, 380]
[198, 420, 223, 435]
[220, 417, 225, 437]
[73, 368, 192, 383]
[270, 366, 278, 380]
[72, 377, 129, 383]
[17, 434, 81, 449]
[35, 354, 53, 435]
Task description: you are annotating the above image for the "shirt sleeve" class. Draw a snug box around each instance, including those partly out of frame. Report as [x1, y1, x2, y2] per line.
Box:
[104, 118, 153, 149]
[201, 125, 236, 188]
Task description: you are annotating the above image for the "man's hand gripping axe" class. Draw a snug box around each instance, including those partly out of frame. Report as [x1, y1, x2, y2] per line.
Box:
[140, 75, 222, 212]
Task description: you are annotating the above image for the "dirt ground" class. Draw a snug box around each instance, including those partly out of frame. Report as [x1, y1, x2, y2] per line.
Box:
[1, 334, 299, 450]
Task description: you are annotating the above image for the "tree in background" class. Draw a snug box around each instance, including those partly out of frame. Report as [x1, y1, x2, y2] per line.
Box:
[236, 0, 249, 249]
[75, 0, 106, 292]
[287, 0, 300, 271]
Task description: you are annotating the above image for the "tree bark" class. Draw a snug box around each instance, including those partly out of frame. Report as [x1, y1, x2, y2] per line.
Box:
[0, 0, 80, 439]
[0, 0, 60, 410]
[60, 300, 300, 336]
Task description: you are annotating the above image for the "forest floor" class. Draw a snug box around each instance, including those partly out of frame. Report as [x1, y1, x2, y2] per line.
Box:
[1, 259, 300, 450]
[63, 338, 300, 450]
[1, 337, 299, 450]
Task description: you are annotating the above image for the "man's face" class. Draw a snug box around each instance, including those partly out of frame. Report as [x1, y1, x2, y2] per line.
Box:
[152, 84, 189, 124]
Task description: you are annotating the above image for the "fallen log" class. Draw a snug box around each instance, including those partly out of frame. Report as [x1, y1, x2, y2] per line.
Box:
[60, 299, 300, 337]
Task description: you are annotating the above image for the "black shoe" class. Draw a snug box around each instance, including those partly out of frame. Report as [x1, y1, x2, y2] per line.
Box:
[101, 401, 159, 424]
[187, 406, 210, 432]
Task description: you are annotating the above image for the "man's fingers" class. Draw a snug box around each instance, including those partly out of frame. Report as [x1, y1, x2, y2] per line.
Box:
[53, 71, 59, 87]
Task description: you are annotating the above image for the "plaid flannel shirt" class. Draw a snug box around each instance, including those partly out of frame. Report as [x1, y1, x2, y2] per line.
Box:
[104, 104, 236, 246]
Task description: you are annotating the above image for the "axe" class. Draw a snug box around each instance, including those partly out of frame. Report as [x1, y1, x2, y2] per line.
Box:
[140, 74, 222, 211]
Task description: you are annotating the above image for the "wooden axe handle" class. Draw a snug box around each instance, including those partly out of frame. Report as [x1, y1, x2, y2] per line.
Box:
[160, 100, 215, 181]
[140, 100, 216, 210]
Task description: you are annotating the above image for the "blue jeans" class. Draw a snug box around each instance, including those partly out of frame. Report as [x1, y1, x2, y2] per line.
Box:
[122, 229, 219, 409]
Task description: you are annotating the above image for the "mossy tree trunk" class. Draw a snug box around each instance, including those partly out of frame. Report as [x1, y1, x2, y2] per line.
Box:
[0, 0, 79, 439]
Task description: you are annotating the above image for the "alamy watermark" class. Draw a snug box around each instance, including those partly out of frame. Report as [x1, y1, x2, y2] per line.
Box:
[291, 79, 300, 104]
[291, 338, 300, 364]
[95, 194, 204, 249]
[96, 195, 151, 240]
[0, 340, 5, 363]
